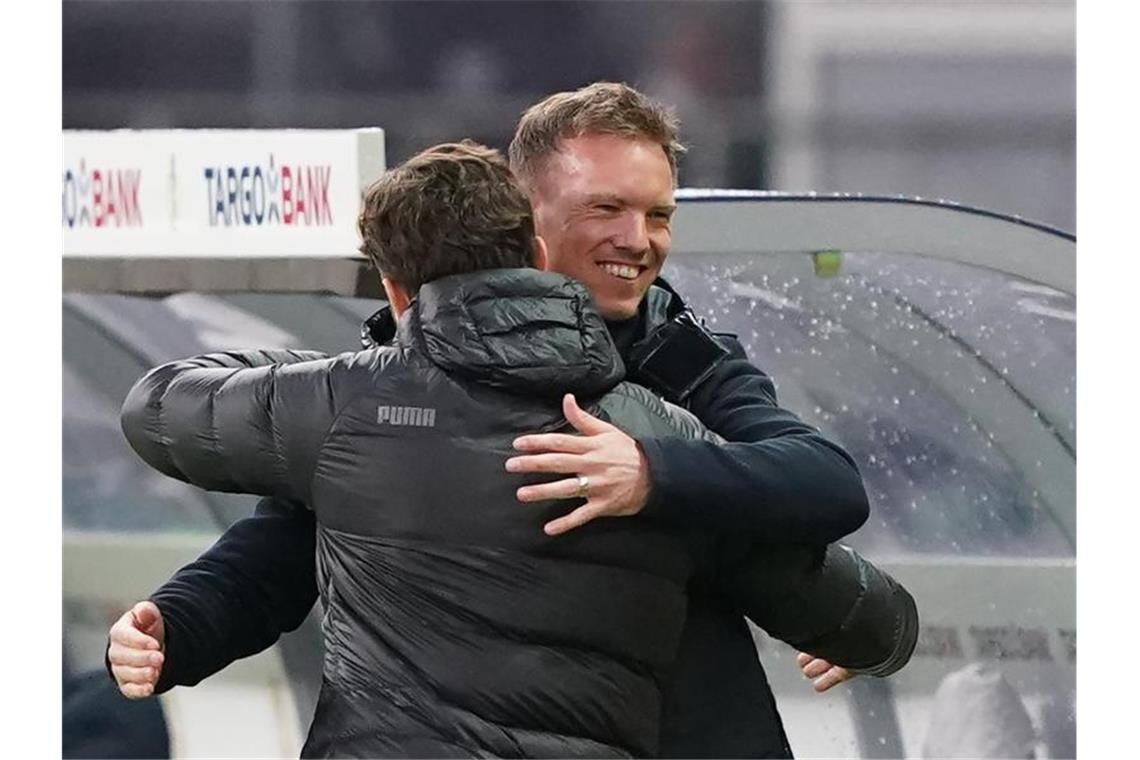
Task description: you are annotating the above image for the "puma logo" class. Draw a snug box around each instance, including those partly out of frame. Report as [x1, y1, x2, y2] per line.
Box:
[377, 405, 437, 428]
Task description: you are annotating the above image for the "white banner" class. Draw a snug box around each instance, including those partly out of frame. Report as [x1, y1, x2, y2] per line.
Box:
[63, 129, 386, 258]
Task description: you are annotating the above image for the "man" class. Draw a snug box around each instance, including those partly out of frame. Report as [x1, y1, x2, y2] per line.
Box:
[109, 84, 908, 756]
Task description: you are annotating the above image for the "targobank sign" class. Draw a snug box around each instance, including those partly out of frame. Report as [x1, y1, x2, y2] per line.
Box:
[202, 157, 333, 228]
[62, 161, 145, 229]
[63, 129, 385, 257]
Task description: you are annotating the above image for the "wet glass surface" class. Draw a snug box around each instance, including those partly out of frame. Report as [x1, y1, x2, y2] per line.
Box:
[664, 251, 1075, 558]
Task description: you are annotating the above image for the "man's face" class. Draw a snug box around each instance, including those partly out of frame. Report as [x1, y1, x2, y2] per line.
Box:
[529, 133, 676, 321]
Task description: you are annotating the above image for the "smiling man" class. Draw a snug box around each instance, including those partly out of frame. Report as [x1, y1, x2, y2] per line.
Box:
[107, 83, 917, 758]
[527, 132, 675, 320]
[499, 83, 876, 754]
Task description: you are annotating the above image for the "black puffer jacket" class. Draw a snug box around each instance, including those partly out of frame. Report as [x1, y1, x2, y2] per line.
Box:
[122, 270, 722, 758]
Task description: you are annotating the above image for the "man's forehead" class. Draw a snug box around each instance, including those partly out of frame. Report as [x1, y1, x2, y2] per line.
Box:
[545, 142, 590, 177]
[536, 134, 674, 196]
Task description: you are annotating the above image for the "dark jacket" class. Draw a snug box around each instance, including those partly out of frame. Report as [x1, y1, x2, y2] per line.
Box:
[124, 275, 908, 758]
[124, 269, 734, 758]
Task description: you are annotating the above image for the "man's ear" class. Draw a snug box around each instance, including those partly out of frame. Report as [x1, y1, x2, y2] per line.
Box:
[381, 277, 412, 318]
[532, 235, 549, 271]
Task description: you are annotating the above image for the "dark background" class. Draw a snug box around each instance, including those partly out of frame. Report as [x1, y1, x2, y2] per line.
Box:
[63, 0, 1075, 229]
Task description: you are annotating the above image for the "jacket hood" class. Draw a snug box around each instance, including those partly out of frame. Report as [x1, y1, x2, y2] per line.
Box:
[397, 269, 625, 398]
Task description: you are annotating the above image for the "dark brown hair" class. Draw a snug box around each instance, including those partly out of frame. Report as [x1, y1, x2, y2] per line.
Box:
[508, 81, 685, 186]
[358, 141, 536, 293]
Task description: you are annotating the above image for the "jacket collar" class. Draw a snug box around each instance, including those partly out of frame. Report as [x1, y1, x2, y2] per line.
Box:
[364, 274, 690, 361]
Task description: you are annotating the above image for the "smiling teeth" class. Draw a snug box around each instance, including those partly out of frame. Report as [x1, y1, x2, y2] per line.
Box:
[600, 263, 639, 280]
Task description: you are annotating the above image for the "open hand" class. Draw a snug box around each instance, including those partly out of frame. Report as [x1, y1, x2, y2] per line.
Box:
[506, 394, 652, 536]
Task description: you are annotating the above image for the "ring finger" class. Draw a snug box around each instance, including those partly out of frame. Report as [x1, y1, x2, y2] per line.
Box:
[517, 476, 593, 503]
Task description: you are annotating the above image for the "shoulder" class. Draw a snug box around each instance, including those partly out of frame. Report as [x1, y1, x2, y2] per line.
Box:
[300, 345, 407, 375]
[270, 346, 416, 404]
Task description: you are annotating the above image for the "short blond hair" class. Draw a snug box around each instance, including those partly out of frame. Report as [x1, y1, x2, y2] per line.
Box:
[508, 82, 685, 187]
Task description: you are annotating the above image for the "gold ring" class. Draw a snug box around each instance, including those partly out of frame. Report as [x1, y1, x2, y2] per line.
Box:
[575, 475, 590, 499]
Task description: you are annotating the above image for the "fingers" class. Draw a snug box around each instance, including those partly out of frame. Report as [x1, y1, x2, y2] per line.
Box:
[119, 681, 156, 700]
[563, 394, 616, 436]
[813, 666, 853, 693]
[544, 503, 605, 536]
[801, 657, 832, 679]
[507, 399, 646, 533]
[108, 641, 165, 669]
[797, 654, 853, 693]
[517, 477, 585, 503]
[506, 452, 582, 476]
[511, 433, 593, 454]
[111, 664, 159, 686]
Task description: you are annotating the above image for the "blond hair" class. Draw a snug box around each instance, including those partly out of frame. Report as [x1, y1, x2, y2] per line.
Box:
[508, 82, 685, 187]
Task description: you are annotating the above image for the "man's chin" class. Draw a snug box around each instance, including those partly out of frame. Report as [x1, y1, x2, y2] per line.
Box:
[596, 300, 640, 322]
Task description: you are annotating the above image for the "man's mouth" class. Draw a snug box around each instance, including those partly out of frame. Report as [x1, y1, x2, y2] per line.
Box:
[597, 262, 644, 281]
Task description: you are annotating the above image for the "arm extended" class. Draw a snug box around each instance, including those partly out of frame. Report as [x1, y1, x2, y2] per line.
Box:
[110, 348, 334, 695]
[634, 334, 910, 676]
[120, 348, 342, 502]
[637, 335, 869, 545]
[722, 542, 919, 677]
[151, 497, 318, 692]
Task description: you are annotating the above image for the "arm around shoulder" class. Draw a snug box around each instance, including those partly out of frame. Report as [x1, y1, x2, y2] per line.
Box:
[637, 336, 869, 544]
[121, 348, 344, 501]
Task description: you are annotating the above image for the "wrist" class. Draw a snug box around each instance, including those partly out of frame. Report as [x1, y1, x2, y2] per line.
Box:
[634, 443, 653, 514]
[634, 436, 667, 518]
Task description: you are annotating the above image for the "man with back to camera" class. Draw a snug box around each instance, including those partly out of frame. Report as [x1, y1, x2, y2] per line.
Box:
[108, 83, 915, 756]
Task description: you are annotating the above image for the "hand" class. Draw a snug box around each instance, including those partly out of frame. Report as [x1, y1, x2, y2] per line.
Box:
[796, 652, 854, 693]
[506, 393, 652, 536]
[108, 601, 166, 699]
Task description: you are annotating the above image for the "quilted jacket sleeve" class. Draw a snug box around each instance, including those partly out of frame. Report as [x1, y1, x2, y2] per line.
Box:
[722, 543, 919, 676]
[596, 381, 726, 445]
[601, 382, 915, 677]
[120, 348, 343, 504]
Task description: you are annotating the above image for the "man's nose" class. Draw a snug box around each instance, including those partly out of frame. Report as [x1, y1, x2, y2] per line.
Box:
[613, 212, 650, 254]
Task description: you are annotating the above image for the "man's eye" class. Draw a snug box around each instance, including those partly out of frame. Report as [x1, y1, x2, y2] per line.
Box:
[595, 204, 620, 213]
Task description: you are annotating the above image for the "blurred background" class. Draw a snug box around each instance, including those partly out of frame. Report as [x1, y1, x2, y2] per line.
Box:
[63, 0, 1075, 230]
[62, 2, 1076, 758]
